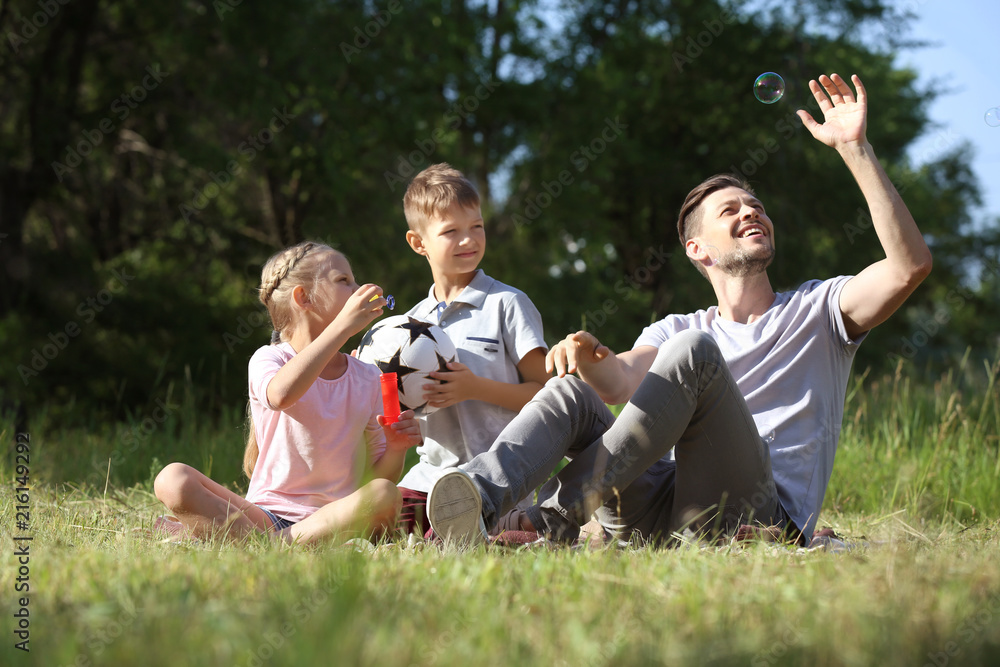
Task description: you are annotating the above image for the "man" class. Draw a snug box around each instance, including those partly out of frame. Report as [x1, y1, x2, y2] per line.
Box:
[425, 73, 932, 546]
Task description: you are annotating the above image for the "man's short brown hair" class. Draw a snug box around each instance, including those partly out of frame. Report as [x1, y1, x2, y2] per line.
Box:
[676, 174, 756, 244]
[403, 163, 481, 231]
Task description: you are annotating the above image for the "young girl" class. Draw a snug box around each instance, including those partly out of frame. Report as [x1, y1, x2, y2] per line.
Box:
[153, 241, 421, 544]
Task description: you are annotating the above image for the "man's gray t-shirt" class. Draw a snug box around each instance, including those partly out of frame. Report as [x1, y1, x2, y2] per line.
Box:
[399, 270, 547, 494]
[632, 276, 865, 539]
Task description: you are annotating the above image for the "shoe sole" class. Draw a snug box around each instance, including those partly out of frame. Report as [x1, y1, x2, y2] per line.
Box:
[427, 469, 485, 546]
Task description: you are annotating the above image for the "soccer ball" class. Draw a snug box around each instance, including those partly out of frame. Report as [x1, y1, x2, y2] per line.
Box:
[356, 315, 458, 416]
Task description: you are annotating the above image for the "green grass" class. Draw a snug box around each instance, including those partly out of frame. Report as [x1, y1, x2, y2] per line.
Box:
[2, 354, 999, 666]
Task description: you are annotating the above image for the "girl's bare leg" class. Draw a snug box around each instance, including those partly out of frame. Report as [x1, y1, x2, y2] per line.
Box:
[154, 462, 272, 541]
[285, 479, 401, 546]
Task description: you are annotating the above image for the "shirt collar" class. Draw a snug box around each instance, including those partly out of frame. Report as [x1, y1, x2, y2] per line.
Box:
[419, 269, 492, 317]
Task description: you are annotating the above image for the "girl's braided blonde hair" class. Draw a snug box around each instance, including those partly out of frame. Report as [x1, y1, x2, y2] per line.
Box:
[258, 241, 338, 344]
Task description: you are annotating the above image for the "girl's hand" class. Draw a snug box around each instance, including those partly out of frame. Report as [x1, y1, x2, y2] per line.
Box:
[332, 284, 386, 337]
[424, 361, 478, 408]
[378, 410, 422, 451]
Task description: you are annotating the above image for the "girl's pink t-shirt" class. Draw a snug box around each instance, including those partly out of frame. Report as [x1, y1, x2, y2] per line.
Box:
[245, 343, 386, 523]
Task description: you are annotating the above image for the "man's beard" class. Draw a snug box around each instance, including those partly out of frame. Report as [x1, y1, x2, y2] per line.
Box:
[714, 244, 775, 277]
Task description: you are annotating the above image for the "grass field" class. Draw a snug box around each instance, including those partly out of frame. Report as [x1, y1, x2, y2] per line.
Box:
[2, 354, 999, 666]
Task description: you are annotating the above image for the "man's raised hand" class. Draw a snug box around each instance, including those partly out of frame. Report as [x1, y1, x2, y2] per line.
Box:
[545, 331, 610, 378]
[797, 73, 868, 150]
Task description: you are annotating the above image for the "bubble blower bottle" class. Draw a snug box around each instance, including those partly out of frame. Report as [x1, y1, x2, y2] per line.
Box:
[380, 372, 401, 425]
[369, 294, 395, 310]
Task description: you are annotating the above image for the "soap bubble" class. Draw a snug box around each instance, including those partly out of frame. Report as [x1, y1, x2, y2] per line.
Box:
[986, 107, 1000, 128]
[754, 72, 785, 104]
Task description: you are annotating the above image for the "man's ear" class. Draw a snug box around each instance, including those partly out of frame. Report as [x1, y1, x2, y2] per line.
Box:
[685, 238, 718, 268]
[406, 229, 427, 256]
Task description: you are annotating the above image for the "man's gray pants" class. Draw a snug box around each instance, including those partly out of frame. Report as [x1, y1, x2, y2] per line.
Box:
[460, 330, 785, 543]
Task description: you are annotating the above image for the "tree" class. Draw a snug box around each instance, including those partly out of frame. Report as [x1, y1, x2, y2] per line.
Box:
[0, 0, 553, 423]
[1, 0, 995, 428]
[496, 0, 998, 372]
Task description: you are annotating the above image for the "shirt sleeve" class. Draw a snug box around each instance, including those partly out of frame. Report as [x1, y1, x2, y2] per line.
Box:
[633, 314, 690, 350]
[248, 345, 287, 411]
[823, 276, 868, 352]
[502, 291, 548, 365]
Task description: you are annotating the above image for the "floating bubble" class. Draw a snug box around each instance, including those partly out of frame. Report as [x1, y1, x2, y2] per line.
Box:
[986, 107, 1000, 128]
[754, 72, 785, 104]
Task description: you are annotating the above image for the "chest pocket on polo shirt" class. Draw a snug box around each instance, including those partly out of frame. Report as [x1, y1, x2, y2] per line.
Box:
[465, 336, 501, 356]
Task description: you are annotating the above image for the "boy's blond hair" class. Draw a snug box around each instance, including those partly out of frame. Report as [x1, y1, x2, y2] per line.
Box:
[402, 163, 481, 232]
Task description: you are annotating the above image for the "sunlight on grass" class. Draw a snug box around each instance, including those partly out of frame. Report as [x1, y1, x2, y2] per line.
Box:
[2, 355, 999, 666]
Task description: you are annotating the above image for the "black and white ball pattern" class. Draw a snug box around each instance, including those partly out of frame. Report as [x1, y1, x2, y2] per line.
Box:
[356, 315, 459, 416]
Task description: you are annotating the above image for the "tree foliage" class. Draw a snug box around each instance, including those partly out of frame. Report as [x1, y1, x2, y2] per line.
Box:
[2, 0, 997, 426]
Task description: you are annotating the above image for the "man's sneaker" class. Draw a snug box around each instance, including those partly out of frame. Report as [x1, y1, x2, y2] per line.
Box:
[426, 468, 489, 547]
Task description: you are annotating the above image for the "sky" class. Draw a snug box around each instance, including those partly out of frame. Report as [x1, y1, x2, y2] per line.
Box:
[894, 0, 1000, 225]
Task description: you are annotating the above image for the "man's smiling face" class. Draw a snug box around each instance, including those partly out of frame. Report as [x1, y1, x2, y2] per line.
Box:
[695, 186, 775, 277]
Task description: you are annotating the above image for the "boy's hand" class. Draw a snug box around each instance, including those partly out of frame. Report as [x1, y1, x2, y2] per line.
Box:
[424, 361, 479, 408]
[378, 409, 422, 451]
[545, 331, 610, 377]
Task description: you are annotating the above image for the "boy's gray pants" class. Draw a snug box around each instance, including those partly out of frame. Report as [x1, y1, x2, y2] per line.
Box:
[460, 330, 786, 543]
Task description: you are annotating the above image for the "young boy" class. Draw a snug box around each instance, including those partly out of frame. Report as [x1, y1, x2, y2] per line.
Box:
[396, 163, 550, 537]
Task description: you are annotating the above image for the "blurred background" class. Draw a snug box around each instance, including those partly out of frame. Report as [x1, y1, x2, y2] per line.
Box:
[3, 0, 998, 439]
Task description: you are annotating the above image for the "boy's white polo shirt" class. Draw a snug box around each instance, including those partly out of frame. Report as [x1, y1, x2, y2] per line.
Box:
[398, 269, 547, 493]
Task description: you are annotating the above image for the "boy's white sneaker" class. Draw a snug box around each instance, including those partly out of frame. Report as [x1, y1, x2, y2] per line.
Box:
[427, 468, 489, 547]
